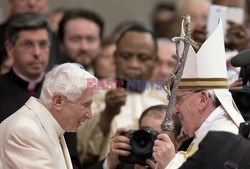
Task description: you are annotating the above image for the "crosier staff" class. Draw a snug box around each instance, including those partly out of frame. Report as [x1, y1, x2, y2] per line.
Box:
[161, 15, 199, 132]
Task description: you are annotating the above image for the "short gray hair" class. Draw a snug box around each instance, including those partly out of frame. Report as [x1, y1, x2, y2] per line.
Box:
[5, 12, 52, 44]
[39, 63, 97, 107]
[207, 90, 221, 107]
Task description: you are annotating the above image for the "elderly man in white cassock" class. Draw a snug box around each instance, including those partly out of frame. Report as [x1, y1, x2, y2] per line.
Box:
[0, 63, 96, 169]
[152, 18, 245, 169]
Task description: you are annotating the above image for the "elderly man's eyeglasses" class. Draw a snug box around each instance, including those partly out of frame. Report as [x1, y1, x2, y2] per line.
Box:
[175, 90, 202, 107]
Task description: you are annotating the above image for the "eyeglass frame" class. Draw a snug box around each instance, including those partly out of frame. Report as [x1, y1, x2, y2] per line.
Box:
[17, 40, 51, 52]
[175, 90, 202, 107]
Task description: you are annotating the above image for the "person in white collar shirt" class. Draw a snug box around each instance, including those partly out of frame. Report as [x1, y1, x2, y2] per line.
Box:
[153, 18, 245, 169]
[0, 62, 96, 169]
[0, 12, 51, 122]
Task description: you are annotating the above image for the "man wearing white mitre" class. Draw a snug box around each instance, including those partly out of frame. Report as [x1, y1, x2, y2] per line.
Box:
[153, 18, 245, 169]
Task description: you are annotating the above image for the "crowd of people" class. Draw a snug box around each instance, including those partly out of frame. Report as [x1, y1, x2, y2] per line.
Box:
[0, 0, 250, 169]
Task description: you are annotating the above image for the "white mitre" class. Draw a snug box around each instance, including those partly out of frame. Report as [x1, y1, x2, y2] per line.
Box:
[178, 18, 244, 126]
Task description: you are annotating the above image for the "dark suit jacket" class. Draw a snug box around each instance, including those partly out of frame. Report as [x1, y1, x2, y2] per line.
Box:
[0, 69, 43, 122]
[179, 131, 250, 169]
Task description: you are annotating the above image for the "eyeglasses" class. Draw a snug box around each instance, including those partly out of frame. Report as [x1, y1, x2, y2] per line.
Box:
[175, 90, 202, 107]
[116, 51, 154, 63]
[18, 40, 50, 52]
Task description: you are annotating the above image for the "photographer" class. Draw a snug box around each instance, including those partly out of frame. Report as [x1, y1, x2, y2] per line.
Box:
[89, 105, 181, 169]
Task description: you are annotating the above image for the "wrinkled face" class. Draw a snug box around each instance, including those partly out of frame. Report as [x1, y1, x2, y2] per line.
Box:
[61, 90, 93, 132]
[95, 43, 116, 79]
[62, 18, 101, 67]
[115, 31, 156, 81]
[151, 42, 176, 81]
[180, 0, 210, 31]
[6, 29, 50, 80]
[9, 0, 49, 15]
[173, 90, 202, 136]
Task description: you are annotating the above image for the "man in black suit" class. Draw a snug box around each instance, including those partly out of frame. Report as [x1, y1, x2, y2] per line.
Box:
[179, 130, 250, 169]
[0, 0, 60, 74]
[0, 12, 50, 122]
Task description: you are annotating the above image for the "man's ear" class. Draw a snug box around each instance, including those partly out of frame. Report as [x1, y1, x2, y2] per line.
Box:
[5, 40, 14, 58]
[198, 91, 210, 111]
[51, 93, 64, 111]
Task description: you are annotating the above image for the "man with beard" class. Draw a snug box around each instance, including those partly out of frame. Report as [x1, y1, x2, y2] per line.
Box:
[58, 8, 104, 75]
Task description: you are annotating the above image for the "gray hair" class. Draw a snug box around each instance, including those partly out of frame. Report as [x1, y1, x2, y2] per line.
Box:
[5, 12, 52, 44]
[207, 89, 221, 107]
[39, 63, 97, 107]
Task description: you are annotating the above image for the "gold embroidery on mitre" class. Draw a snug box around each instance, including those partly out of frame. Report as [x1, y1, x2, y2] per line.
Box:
[179, 78, 228, 89]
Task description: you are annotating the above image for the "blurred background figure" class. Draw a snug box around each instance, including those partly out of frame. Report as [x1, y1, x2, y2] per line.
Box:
[177, 0, 210, 44]
[93, 38, 116, 80]
[151, 2, 180, 39]
[212, 0, 248, 87]
[0, 0, 50, 74]
[49, 7, 65, 33]
[0, 12, 50, 123]
[58, 8, 104, 74]
[7, 0, 48, 15]
[151, 38, 176, 82]
[110, 20, 145, 41]
[0, 52, 13, 75]
[230, 49, 250, 121]
[0, 0, 61, 73]
[149, 38, 176, 104]
[151, 2, 176, 33]
[213, 0, 248, 52]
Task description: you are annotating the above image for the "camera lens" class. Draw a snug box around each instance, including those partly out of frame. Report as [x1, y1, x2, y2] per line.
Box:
[130, 130, 154, 155]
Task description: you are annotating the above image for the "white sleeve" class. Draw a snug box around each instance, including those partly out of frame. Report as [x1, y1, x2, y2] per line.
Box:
[102, 158, 110, 169]
[164, 152, 186, 169]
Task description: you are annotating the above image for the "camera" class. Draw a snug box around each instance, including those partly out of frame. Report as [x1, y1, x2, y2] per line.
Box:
[119, 126, 159, 165]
